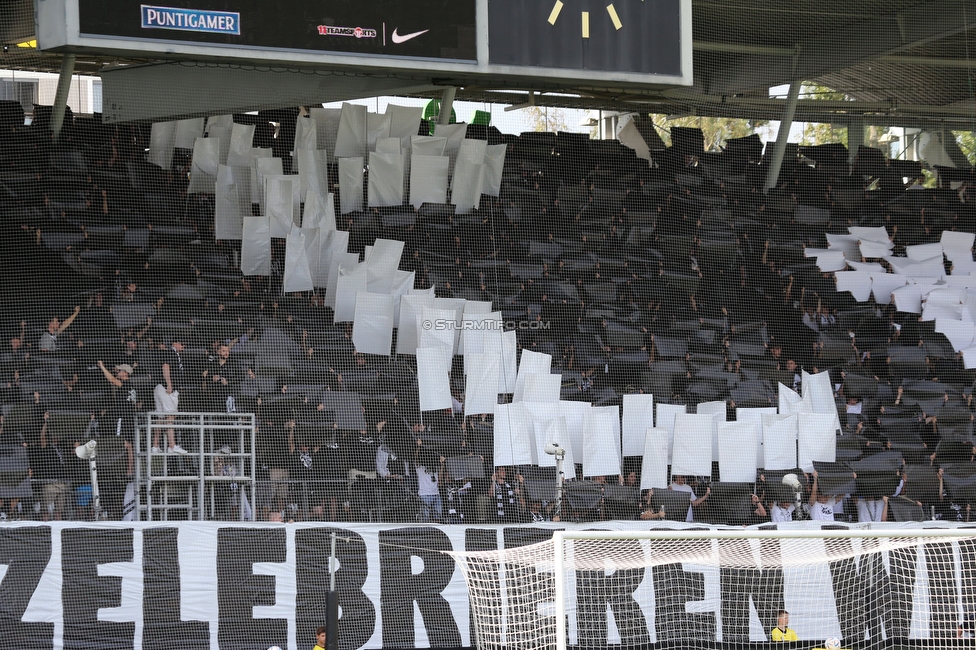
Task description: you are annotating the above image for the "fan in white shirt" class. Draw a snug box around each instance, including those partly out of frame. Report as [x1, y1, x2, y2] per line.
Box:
[809, 470, 855, 522]
[770, 501, 796, 523]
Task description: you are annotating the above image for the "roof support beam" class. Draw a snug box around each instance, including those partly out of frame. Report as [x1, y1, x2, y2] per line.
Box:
[99, 63, 437, 123]
[50, 53, 75, 142]
[764, 53, 801, 193]
[702, 0, 976, 95]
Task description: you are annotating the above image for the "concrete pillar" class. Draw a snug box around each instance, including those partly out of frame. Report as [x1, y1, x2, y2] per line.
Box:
[51, 53, 76, 142]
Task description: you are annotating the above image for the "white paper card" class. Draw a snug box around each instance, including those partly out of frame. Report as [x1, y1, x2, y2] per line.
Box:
[227, 123, 255, 167]
[583, 406, 621, 478]
[240, 217, 271, 276]
[521, 372, 561, 403]
[418, 306, 457, 351]
[483, 144, 507, 197]
[175, 117, 204, 149]
[892, 284, 923, 313]
[297, 149, 330, 201]
[334, 262, 367, 323]
[801, 370, 840, 433]
[797, 413, 837, 473]
[411, 135, 448, 157]
[816, 251, 848, 272]
[255, 156, 283, 211]
[835, 271, 873, 302]
[870, 273, 907, 305]
[334, 103, 367, 159]
[207, 126, 231, 166]
[367, 151, 404, 208]
[214, 165, 242, 240]
[417, 346, 453, 412]
[641, 428, 670, 489]
[848, 226, 890, 243]
[410, 155, 450, 208]
[558, 400, 589, 462]
[622, 394, 654, 457]
[309, 107, 341, 156]
[718, 421, 760, 482]
[188, 137, 219, 193]
[656, 403, 687, 463]
[762, 413, 798, 470]
[266, 176, 298, 238]
[283, 227, 314, 293]
[514, 350, 552, 402]
[352, 292, 395, 356]
[396, 294, 435, 355]
[697, 400, 726, 460]
[338, 157, 364, 214]
[670, 413, 713, 477]
[907, 242, 944, 261]
[464, 352, 500, 416]
[293, 117, 317, 156]
[302, 190, 336, 232]
[451, 138, 486, 214]
[367, 112, 392, 150]
[493, 403, 533, 467]
[935, 318, 976, 352]
[366, 238, 404, 295]
[736, 406, 777, 468]
[149, 121, 177, 170]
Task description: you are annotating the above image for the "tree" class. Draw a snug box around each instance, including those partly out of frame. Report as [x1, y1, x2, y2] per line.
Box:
[797, 83, 851, 146]
[650, 114, 765, 151]
[522, 106, 570, 133]
[954, 130, 976, 166]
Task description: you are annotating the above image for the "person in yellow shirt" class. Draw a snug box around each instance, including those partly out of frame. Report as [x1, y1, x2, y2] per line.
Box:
[312, 625, 327, 650]
[771, 610, 798, 642]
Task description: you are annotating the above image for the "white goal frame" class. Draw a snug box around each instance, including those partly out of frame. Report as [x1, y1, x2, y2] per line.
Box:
[551, 527, 976, 650]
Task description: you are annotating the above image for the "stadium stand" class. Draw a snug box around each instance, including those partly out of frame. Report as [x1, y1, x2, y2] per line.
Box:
[0, 101, 973, 525]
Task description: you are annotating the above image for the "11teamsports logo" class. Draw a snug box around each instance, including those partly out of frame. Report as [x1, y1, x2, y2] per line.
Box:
[317, 25, 377, 38]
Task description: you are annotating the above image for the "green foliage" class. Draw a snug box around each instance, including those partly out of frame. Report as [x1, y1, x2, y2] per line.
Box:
[800, 123, 848, 147]
[523, 106, 570, 133]
[798, 83, 850, 146]
[650, 114, 766, 151]
[954, 130, 976, 166]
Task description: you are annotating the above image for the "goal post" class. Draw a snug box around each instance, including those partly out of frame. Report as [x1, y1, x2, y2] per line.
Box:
[454, 527, 976, 650]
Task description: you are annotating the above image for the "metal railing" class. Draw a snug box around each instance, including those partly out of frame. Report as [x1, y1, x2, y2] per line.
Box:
[133, 412, 256, 521]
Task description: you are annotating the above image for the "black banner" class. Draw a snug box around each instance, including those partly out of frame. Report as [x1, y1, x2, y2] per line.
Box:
[78, 0, 477, 61]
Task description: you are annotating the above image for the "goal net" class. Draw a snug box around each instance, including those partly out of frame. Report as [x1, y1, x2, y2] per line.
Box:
[455, 528, 976, 650]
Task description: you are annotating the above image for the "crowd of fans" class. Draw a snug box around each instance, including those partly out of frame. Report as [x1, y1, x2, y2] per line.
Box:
[0, 104, 974, 524]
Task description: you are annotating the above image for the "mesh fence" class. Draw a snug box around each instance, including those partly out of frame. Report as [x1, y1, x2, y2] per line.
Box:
[0, 1, 973, 648]
[456, 530, 976, 650]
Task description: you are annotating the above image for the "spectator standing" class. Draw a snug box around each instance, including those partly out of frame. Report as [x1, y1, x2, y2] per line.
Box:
[37, 411, 69, 520]
[638, 489, 666, 521]
[488, 466, 519, 522]
[415, 445, 444, 522]
[809, 470, 853, 521]
[38, 306, 81, 353]
[770, 500, 797, 523]
[669, 475, 709, 522]
[95, 360, 136, 476]
[203, 342, 238, 413]
[152, 340, 188, 454]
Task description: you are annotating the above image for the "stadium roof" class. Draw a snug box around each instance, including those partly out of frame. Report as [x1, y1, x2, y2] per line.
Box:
[1, 0, 973, 126]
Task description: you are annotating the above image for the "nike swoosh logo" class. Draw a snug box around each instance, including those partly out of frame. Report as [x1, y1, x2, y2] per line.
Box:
[391, 28, 429, 44]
